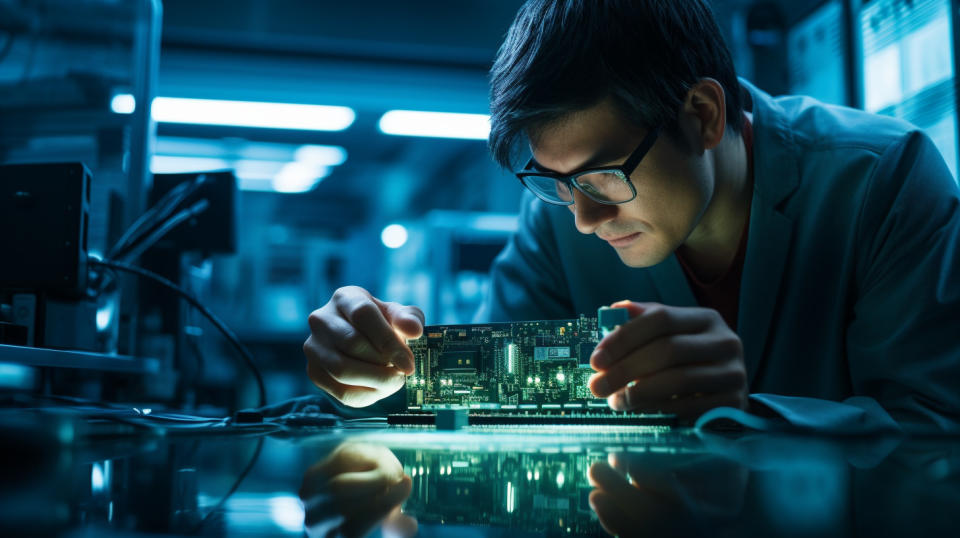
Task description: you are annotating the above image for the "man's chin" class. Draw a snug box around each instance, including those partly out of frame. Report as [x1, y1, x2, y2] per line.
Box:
[610, 244, 671, 268]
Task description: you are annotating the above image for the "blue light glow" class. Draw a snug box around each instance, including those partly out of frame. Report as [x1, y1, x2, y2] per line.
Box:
[381, 224, 409, 249]
[378, 110, 490, 139]
[152, 97, 356, 131]
[110, 93, 136, 114]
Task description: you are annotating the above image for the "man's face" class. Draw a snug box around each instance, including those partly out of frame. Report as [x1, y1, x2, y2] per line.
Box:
[530, 99, 715, 267]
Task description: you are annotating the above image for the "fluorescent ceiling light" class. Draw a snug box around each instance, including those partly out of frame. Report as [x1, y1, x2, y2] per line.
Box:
[378, 110, 490, 140]
[155, 137, 348, 166]
[152, 97, 355, 131]
[150, 155, 230, 174]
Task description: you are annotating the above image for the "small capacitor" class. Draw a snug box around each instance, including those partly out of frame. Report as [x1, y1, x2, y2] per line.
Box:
[597, 306, 629, 338]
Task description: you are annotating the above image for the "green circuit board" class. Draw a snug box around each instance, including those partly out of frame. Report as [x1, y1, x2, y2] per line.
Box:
[404, 315, 608, 412]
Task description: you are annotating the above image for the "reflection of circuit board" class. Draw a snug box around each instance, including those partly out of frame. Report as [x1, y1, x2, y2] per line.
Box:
[405, 315, 606, 412]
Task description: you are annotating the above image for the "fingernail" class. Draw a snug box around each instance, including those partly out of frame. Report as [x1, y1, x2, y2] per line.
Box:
[591, 349, 610, 369]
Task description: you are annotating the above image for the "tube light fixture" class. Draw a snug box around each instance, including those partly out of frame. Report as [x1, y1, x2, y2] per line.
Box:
[378, 110, 490, 140]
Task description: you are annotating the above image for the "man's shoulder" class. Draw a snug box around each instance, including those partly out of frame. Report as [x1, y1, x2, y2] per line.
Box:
[769, 93, 915, 157]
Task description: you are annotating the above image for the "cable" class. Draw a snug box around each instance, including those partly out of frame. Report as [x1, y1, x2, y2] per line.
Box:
[89, 259, 267, 408]
[107, 174, 208, 261]
[113, 198, 209, 264]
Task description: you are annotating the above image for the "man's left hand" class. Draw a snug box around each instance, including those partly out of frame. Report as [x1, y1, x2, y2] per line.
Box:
[588, 301, 748, 422]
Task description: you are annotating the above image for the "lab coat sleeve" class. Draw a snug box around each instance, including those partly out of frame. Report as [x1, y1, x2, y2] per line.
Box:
[844, 130, 960, 433]
[475, 192, 574, 322]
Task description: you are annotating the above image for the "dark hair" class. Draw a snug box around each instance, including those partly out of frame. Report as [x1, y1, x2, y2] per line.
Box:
[488, 0, 744, 169]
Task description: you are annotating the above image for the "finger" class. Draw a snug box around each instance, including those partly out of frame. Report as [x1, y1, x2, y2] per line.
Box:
[610, 388, 746, 422]
[591, 305, 715, 370]
[589, 490, 633, 537]
[588, 462, 635, 500]
[340, 475, 412, 538]
[382, 505, 418, 538]
[625, 361, 746, 403]
[589, 334, 698, 397]
[332, 287, 412, 368]
[375, 298, 425, 339]
[605, 360, 745, 409]
[326, 468, 405, 501]
[306, 362, 400, 408]
[305, 337, 407, 388]
[309, 307, 386, 366]
[608, 452, 685, 502]
[301, 443, 402, 497]
[591, 342, 743, 398]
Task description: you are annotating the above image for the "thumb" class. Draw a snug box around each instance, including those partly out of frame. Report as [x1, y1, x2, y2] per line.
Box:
[375, 299, 425, 340]
[609, 300, 654, 319]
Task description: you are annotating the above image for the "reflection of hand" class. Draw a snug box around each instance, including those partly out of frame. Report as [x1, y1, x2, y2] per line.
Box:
[588, 301, 748, 422]
[299, 442, 417, 538]
[588, 452, 747, 537]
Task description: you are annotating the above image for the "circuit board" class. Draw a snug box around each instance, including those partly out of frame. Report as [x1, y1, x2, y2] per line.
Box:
[405, 315, 608, 412]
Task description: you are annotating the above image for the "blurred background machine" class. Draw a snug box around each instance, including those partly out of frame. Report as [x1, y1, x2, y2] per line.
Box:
[1, 0, 958, 414]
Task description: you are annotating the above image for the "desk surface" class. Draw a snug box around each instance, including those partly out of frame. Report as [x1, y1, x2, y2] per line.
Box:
[2, 416, 959, 537]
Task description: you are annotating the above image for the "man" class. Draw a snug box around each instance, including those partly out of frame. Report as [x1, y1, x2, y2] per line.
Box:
[303, 0, 960, 431]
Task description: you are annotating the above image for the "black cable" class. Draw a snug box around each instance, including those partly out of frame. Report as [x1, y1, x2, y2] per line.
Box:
[89, 259, 267, 408]
[114, 198, 209, 264]
[192, 437, 265, 534]
[107, 175, 208, 261]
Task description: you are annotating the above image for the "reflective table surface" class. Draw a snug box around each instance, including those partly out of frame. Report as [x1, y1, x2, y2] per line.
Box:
[2, 412, 959, 537]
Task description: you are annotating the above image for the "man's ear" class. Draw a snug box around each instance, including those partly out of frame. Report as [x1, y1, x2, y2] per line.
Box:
[681, 78, 727, 151]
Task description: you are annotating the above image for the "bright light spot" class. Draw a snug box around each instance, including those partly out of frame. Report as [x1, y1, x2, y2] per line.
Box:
[419, 466, 424, 476]
[272, 162, 330, 193]
[381, 224, 409, 249]
[91, 463, 105, 493]
[556, 471, 565, 488]
[110, 93, 136, 114]
[378, 110, 490, 140]
[96, 300, 114, 331]
[534, 470, 540, 480]
[295, 145, 348, 167]
[0, 362, 34, 389]
[152, 97, 355, 131]
[527, 470, 532, 481]
[534, 376, 541, 384]
[556, 372, 565, 383]
[268, 495, 305, 533]
[411, 467, 417, 477]
[527, 376, 533, 385]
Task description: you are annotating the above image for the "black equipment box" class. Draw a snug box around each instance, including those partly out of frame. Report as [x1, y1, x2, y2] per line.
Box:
[0, 162, 90, 297]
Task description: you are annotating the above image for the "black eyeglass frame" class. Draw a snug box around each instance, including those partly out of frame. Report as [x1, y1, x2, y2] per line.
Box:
[515, 125, 662, 206]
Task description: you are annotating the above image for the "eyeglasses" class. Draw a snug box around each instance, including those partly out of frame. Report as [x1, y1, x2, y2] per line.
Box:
[515, 126, 661, 206]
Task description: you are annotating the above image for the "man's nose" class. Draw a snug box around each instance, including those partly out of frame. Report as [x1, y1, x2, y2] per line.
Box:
[569, 190, 617, 235]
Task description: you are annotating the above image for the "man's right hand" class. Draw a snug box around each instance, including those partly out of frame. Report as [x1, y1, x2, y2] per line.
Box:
[303, 286, 425, 407]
